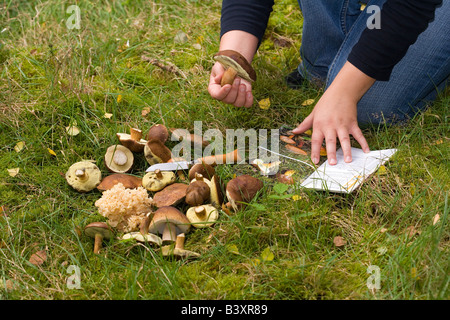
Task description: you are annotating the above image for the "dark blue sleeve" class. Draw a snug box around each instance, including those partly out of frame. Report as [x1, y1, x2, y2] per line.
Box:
[220, 0, 275, 45]
[348, 0, 443, 81]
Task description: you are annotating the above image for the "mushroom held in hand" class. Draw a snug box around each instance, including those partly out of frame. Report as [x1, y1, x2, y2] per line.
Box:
[144, 139, 172, 165]
[66, 161, 102, 192]
[148, 206, 191, 244]
[225, 175, 264, 212]
[213, 50, 256, 86]
[104, 145, 134, 173]
[161, 233, 200, 259]
[117, 128, 147, 153]
[186, 205, 219, 228]
[84, 222, 114, 254]
[142, 169, 176, 192]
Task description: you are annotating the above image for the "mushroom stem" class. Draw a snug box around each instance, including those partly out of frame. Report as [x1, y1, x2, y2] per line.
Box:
[155, 169, 163, 179]
[195, 173, 204, 181]
[175, 233, 185, 250]
[194, 206, 207, 219]
[93, 233, 103, 254]
[113, 150, 128, 166]
[75, 168, 86, 179]
[221, 68, 238, 86]
[162, 222, 177, 243]
[130, 128, 142, 141]
[140, 212, 154, 235]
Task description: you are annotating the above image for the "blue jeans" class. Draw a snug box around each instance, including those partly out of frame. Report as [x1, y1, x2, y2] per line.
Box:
[297, 0, 450, 125]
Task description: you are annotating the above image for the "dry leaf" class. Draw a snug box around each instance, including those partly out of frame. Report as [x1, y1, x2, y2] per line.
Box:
[141, 107, 150, 117]
[432, 214, 440, 225]
[405, 226, 420, 238]
[285, 144, 307, 155]
[378, 165, 387, 175]
[7, 168, 19, 177]
[301, 99, 315, 106]
[14, 141, 25, 152]
[104, 113, 113, 119]
[47, 148, 57, 156]
[280, 135, 296, 144]
[258, 97, 271, 110]
[320, 146, 327, 156]
[117, 94, 123, 103]
[284, 170, 296, 176]
[29, 250, 47, 266]
[304, 129, 312, 136]
[333, 236, 347, 247]
[65, 125, 80, 136]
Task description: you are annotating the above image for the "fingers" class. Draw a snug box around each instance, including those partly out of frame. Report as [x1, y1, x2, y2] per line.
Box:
[350, 126, 370, 153]
[208, 63, 253, 108]
[292, 112, 314, 134]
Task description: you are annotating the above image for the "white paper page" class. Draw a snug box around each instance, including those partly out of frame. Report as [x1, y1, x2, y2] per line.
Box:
[300, 147, 397, 193]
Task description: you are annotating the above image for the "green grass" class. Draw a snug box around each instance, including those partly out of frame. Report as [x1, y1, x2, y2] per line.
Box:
[0, 0, 448, 300]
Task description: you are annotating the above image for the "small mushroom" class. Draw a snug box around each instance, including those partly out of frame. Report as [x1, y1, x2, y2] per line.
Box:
[213, 50, 256, 86]
[161, 233, 200, 259]
[186, 205, 219, 228]
[225, 175, 264, 212]
[148, 206, 191, 244]
[117, 128, 147, 153]
[66, 161, 102, 192]
[84, 222, 114, 254]
[97, 173, 142, 191]
[142, 169, 176, 192]
[146, 124, 169, 144]
[153, 183, 189, 207]
[122, 232, 162, 246]
[251, 159, 281, 176]
[188, 162, 215, 181]
[104, 145, 134, 173]
[185, 180, 210, 206]
[209, 175, 224, 208]
[144, 139, 172, 165]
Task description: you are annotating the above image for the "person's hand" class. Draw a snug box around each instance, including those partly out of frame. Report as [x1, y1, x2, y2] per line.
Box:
[208, 61, 254, 108]
[292, 87, 370, 165]
[292, 61, 374, 165]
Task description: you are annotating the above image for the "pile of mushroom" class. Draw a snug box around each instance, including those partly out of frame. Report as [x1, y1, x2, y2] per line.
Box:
[65, 123, 267, 260]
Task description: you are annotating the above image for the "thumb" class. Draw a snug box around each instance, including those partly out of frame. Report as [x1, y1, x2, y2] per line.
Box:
[292, 112, 314, 134]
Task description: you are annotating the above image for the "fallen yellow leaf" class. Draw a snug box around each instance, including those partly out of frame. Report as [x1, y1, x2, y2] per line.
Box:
[226, 244, 240, 255]
[7, 168, 19, 177]
[117, 94, 123, 103]
[261, 247, 274, 261]
[301, 99, 315, 106]
[304, 129, 312, 136]
[258, 97, 271, 110]
[104, 113, 113, 119]
[65, 125, 80, 136]
[292, 195, 301, 201]
[47, 148, 57, 156]
[378, 165, 387, 175]
[14, 141, 25, 152]
[284, 170, 296, 176]
[320, 146, 327, 156]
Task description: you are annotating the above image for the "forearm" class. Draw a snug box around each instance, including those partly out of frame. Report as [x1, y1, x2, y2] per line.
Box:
[219, 30, 259, 64]
[327, 61, 376, 103]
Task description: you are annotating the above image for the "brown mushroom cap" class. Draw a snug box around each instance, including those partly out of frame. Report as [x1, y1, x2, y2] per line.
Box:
[66, 161, 102, 193]
[117, 129, 147, 153]
[97, 173, 142, 191]
[153, 183, 188, 207]
[213, 50, 256, 82]
[148, 207, 191, 242]
[226, 175, 264, 211]
[104, 145, 134, 173]
[146, 124, 169, 144]
[144, 139, 172, 165]
[185, 180, 210, 206]
[188, 162, 215, 180]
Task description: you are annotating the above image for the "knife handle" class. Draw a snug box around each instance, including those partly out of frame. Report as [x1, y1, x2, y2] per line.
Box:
[197, 149, 241, 166]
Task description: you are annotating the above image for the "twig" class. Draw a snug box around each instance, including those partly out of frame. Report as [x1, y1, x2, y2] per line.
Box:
[141, 55, 187, 79]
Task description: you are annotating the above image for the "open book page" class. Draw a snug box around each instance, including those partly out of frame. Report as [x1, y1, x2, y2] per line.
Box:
[300, 147, 397, 193]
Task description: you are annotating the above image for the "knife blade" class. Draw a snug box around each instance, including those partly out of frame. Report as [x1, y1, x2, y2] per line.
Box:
[145, 148, 242, 172]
